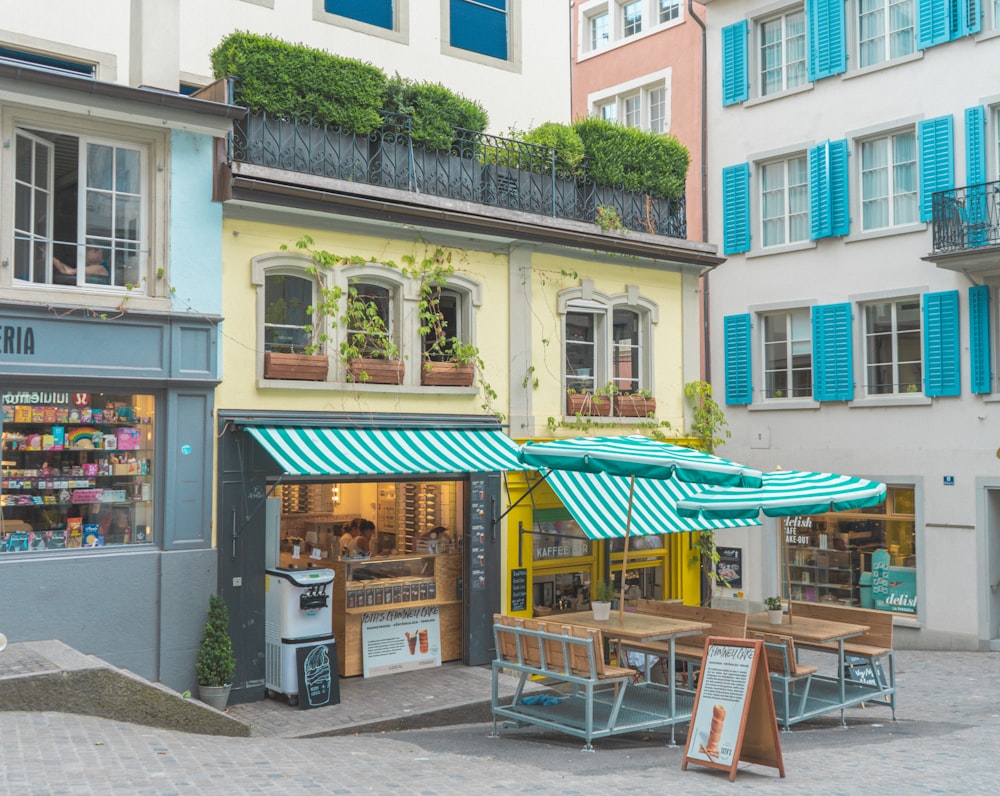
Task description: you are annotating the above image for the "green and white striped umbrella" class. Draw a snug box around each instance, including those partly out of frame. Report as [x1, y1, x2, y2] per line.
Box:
[545, 468, 760, 539]
[675, 470, 887, 520]
[518, 435, 764, 487]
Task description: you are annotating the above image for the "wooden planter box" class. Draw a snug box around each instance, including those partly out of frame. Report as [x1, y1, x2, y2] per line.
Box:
[566, 393, 611, 416]
[346, 357, 404, 384]
[421, 361, 475, 387]
[614, 394, 657, 417]
[263, 352, 328, 382]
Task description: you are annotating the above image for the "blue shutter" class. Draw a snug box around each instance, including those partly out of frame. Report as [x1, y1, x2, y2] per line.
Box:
[722, 163, 751, 254]
[918, 0, 950, 48]
[969, 285, 992, 394]
[812, 303, 853, 402]
[952, 0, 981, 37]
[450, 0, 508, 60]
[722, 21, 748, 106]
[918, 115, 954, 223]
[966, 106, 986, 186]
[324, 0, 393, 29]
[965, 106, 988, 247]
[809, 140, 850, 239]
[807, 0, 847, 81]
[924, 290, 961, 396]
[724, 314, 752, 405]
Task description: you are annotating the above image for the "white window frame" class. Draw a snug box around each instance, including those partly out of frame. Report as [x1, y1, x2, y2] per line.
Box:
[658, 0, 680, 24]
[759, 153, 810, 248]
[758, 7, 807, 97]
[855, 0, 916, 69]
[559, 284, 657, 403]
[587, 69, 672, 133]
[858, 126, 918, 231]
[1, 108, 165, 308]
[861, 295, 922, 395]
[576, 0, 684, 60]
[761, 308, 813, 399]
[441, 0, 522, 72]
[621, 0, 644, 38]
[586, 8, 611, 52]
[992, 105, 1000, 182]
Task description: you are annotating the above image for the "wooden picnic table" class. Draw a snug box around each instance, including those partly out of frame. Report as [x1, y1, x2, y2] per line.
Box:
[557, 610, 710, 742]
[746, 612, 869, 719]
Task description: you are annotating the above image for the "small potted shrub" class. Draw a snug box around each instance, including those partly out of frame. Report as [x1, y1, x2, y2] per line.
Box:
[590, 578, 614, 621]
[764, 596, 784, 625]
[196, 594, 236, 710]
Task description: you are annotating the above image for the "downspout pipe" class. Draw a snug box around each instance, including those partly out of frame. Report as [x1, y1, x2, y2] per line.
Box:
[688, 0, 711, 381]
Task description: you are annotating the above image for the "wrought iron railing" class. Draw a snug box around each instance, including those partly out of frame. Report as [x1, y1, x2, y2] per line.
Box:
[931, 179, 1000, 253]
[231, 109, 686, 239]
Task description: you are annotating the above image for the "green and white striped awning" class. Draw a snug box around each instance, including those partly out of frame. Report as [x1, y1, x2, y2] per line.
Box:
[245, 426, 527, 476]
[545, 468, 761, 540]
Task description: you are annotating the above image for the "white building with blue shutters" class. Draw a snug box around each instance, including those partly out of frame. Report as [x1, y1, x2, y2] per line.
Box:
[703, 0, 1000, 650]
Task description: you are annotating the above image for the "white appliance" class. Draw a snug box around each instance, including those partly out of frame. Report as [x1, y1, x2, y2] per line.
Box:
[264, 567, 337, 706]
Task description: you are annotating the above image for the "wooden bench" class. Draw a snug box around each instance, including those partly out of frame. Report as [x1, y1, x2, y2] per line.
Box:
[619, 600, 748, 686]
[490, 614, 685, 751]
[788, 601, 896, 719]
[751, 631, 819, 730]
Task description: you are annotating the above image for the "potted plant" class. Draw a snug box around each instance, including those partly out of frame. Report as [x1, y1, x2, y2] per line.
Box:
[614, 388, 656, 418]
[196, 594, 236, 710]
[764, 596, 784, 625]
[590, 578, 614, 621]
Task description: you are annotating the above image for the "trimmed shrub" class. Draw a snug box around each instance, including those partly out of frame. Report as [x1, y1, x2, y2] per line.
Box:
[384, 75, 488, 151]
[521, 122, 585, 177]
[210, 31, 387, 134]
[573, 118, 690, 199]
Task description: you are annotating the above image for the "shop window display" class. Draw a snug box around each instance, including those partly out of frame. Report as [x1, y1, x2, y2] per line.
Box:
[1, 391, 155, 551]
[782, 485, 916, 614]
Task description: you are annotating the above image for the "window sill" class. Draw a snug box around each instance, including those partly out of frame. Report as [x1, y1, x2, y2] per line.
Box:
[258, 376, 478, 394]
[841, 50, 923, 81]
[748, 398, 819, 411]
[746, 239, 817, 259]
[3, 285, 166, 312]
[743, 82, 814, 108]
[848, 394, 932, 408]
[844, 222, 927, 244]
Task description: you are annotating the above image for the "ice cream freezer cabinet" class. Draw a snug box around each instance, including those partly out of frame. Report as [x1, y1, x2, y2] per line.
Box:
[264, 566, 340, 708]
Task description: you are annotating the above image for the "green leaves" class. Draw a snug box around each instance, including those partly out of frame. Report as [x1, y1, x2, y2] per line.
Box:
[196, 595, 235, 687]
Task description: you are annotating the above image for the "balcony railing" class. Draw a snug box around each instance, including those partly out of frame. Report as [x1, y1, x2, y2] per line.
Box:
[931, 180, 1000, 254]
[231, 110, 686, 239]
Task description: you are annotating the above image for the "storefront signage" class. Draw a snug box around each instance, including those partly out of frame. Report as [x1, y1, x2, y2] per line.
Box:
[0, 324, 36, 355]
[783, 515, 813, 546]
[871, 548, 917, 614]
[510, 568, 528, 612]
[361, 606, 441, 678]
[2, 391, 71, 406]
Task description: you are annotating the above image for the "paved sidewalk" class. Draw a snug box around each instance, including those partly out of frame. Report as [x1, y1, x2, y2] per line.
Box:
[1, 647, 999, 794]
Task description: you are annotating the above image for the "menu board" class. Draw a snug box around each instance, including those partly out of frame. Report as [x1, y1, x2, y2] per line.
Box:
[510, 568, 528, 612]
[361, 606, 442, 678]
[682, 638, 784, 782]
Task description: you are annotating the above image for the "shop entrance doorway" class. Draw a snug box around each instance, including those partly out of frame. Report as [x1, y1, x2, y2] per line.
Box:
[985, 486, 1000, 651]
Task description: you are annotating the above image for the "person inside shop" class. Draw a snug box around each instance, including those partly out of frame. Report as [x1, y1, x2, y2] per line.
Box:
[339, 518, 361, 557]
[355, 519, 376, 556]
[50, 245, 111, 285]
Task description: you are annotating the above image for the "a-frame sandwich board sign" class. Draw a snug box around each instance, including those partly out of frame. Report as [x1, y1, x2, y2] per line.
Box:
[681, 636, 785, 782]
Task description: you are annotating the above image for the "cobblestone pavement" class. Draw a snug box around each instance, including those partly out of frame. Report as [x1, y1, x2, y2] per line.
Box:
[1, 649, 998, 795]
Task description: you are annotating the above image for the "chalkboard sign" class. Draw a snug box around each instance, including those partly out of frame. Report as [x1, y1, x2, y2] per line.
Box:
[510, 568, 528, 612]
[295, 641, 340, 710]
[844, 654, 888, 689]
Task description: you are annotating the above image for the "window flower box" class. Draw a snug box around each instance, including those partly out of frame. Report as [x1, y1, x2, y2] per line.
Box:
[421, 361, 475, 387]
[263, 352, 329, 382]
[566, 392, 611, 417]
[346, 357, 404, 384]
[614, 393, 656, 417]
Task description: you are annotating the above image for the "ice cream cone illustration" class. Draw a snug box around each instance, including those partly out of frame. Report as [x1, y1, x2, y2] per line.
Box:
[303, 644, 331, 707]
[704, 704, 726, 758]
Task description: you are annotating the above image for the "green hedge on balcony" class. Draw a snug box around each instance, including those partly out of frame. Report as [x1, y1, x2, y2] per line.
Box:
[210, 31, 387, 134]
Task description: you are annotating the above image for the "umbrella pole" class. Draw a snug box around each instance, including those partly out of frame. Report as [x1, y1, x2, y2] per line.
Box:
[783, 520, 794, 623]
[619, 475, 637, 624]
